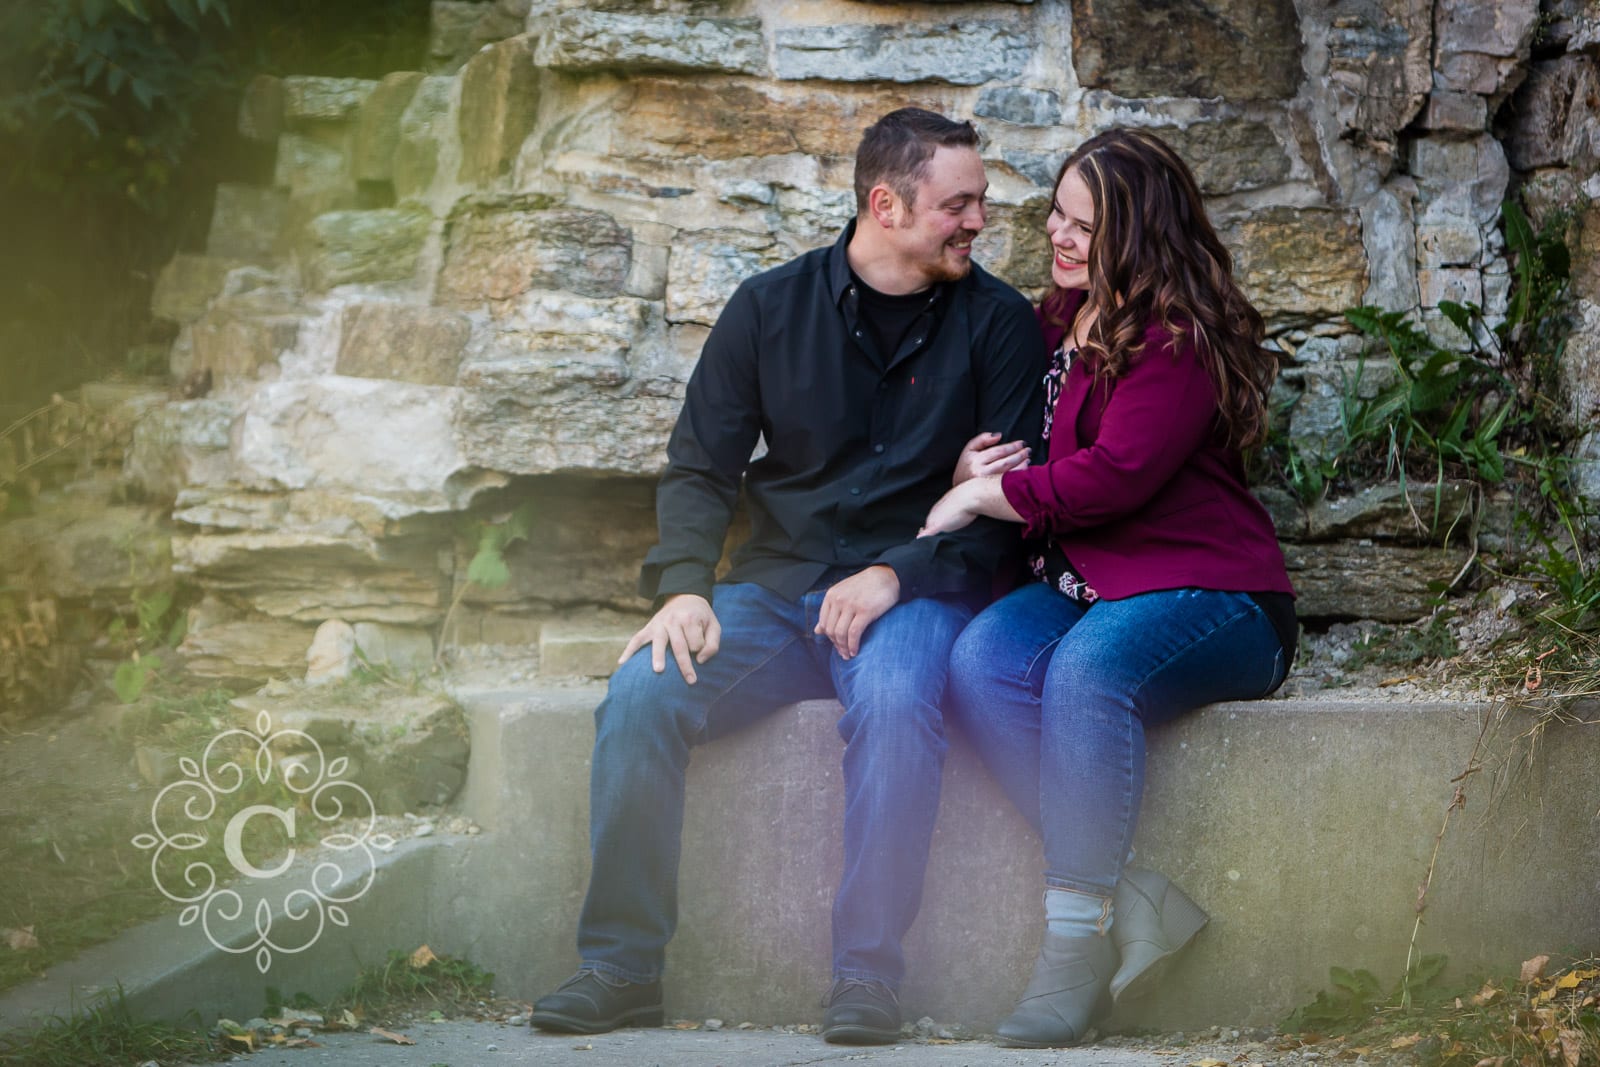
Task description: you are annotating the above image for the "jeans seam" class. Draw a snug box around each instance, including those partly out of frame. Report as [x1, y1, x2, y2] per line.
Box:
[690, 630, 807, 742]
[580, 959, 658, 985]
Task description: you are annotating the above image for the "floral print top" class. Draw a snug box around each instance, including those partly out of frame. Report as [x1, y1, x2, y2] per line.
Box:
[1025, 343, 1099, 602]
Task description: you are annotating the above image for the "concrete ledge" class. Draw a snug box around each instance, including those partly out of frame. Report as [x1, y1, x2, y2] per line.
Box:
[431, 683, 1600, 1029]
[0, 834, 455, 1033]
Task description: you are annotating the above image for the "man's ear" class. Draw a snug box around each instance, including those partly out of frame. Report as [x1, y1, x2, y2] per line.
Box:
[866, 183, 901, 230]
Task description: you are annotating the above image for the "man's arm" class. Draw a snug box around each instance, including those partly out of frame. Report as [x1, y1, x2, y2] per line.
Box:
[638, 282, 763, 605]
[630, 283, 763, 679]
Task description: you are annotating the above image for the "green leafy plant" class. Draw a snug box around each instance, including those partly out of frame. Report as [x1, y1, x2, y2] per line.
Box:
[1285, 954, 1450, 1034]
[436, 501, 537, 662]
[328, 947, 495, 1021]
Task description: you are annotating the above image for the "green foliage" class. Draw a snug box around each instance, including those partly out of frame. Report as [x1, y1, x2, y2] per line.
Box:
[1285, 954, 1450, 1034]
[1347, 616, 1460, 672]
[0, 984, 218, 1066]
[330, 948, 495, 1019]
[464, 502, 537, 591]
[107, 585, 187, 703]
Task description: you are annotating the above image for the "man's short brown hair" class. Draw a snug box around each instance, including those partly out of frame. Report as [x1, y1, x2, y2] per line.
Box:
[853, 107, 980, 214]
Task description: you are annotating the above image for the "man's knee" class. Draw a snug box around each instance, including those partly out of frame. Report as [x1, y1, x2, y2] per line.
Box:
[595, 651, 701, 748]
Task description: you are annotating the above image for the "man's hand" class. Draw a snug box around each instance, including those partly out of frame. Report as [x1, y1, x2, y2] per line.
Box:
[815, 565, 900, 660]
[951, 431, 1030, 485]
[618, 593, 722, 684]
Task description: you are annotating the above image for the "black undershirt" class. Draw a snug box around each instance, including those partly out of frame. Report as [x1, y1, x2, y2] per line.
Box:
[851, 269, 932, 365]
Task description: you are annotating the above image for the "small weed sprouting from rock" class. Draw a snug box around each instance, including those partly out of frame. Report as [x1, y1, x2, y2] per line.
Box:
[328, 945, 497, 1024]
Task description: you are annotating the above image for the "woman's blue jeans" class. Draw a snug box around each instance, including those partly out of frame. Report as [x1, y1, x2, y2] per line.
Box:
[948, 584, 1287, 898]
[578, 578, 973, 989]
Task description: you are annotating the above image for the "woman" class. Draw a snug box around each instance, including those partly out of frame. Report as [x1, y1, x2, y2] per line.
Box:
[920, 128, 1297, 1047]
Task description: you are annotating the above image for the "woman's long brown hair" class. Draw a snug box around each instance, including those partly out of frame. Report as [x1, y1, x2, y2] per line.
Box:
[1043, 128, 1278, 450]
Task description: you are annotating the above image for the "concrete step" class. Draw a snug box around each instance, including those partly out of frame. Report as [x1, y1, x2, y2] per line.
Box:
[423, 681, 1600, 1030]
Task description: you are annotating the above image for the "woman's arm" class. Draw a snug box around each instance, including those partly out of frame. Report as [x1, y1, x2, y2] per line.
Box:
[919, 474, 1025, 537]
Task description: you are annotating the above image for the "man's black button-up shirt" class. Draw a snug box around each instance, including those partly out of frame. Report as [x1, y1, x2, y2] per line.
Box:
[639, 221, 1047, 604]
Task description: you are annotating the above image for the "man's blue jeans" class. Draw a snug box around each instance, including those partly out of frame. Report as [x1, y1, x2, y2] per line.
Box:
[948, 584, 1287, 898]
[577, 578, 973, 988]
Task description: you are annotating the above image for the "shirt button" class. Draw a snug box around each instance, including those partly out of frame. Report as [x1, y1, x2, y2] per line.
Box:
[911, 337, 923, 346]
[854, 329, 864, 338]
[873, 444, 885, 454]
[850, 487, 861, 495]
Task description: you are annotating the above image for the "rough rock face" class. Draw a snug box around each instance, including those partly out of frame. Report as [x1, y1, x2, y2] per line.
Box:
[113, 0, 1590, 678]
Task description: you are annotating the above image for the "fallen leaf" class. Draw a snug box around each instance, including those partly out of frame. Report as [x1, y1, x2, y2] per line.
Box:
[1559, 1029, 1582, 1067]
[369, 1026, 415, 1046]
[1555, 972, 1582, 990]
[669, 1020, 700, 1030]
[1378, 675, 1419, 687]
[1390, 1034, 1422, 1049]
[222, 1032, 254, 1052]
[409, 944, 438, 969]
[1471, 982, 1500, 1005]
[1522, 955, 1551, 982]
[1188, 1059, 1228, 1067]
[3, 926, 39, 951]
[573, 1042, 594, 1051]
[340, 1009, 359, 1029]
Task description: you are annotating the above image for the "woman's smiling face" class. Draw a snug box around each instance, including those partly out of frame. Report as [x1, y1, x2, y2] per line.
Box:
[1045, 165, 1095, 291]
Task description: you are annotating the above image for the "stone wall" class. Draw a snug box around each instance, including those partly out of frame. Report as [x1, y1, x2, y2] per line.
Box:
[118, 0, 1599, 681]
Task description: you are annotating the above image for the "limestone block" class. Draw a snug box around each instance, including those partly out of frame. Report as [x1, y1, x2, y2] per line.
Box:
[125, 399, 237, 500]
[1434, 0, 1538, 59]
[1147, 121, 1292, 195]
[1575, 201, 1600, 305]
[458, 35, 539, 186]
[0, 491, 171, 602]
[450, 480, 660, 610]
[1572, 428, 1600, 504]
[1520, 169, 1587, 236]
[533, 11, 766, 75]
[179, 602, 318, 683]
[394, 76, 455, 199]
[1360, 185, 1419, 312]
[1417, 267, 1483, 308]
[437, 197, 630, 304]
[151, 254, 252, 324]
[772, 22, 1029, 85]
[190, 290, 303, 383]
[1409, 136, 1509, 227]
[302, 206, 432, 290]
[1434, 51, 1513, 96]
[353, 622, 435, 670]
[429, 1, 489, 71]
[336, 303, 472, 386]
[975, 87, 1060, 127]
[455, 299, 690, 478]
[1420, 88, 1486, 132]
[274, 131, 350, 195]
[206, 184, 289, 261]
[774, 186, 855, 247]
[1070, 0, 1300, 99]
[1306, 482, 1476, 546]
[353, 72, 425, 184]
[306, 619, 358, 684]
[1281, 541, 1470, 621]
[173, 500, 447, 624]
[1281, 358, 1400, 460]
[1503, 56, 1600, 173]
[1414, 199, 1482, 268]
[1252, 486, 1307, 540]
[233, 377, 466, 510]
[1323, 0, 1432, 148]
[235, 686, 468, 811]
[238, 74, 284, 142]
[282, 76, 380, 125]
[538, 620, 629, 678]
[664, 229, 786, 327]
[972, 197, 1052, 294]
[1560, 300, 1600, 429]
[1222, 208, 1368, 325]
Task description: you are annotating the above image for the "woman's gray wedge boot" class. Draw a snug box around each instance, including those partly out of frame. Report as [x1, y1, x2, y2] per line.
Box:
[1109, 867, 1209, 1003]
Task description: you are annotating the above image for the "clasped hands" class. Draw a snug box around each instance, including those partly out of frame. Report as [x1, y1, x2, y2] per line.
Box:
[918, 431, 1030, 537]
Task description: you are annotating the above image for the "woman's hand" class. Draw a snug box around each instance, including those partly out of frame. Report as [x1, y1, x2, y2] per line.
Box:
[951, 432, 1030, 485]
[920, 476, 1028, 537]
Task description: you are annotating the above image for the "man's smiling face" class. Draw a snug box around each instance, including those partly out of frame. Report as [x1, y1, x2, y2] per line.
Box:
[890, 145, 989, 287]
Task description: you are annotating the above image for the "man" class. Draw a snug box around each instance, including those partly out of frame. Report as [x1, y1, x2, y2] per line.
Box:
[530, 107, 1045, 1044]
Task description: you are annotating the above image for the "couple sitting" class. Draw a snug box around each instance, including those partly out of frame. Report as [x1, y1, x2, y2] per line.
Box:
[529, 107, 1295, 1048]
